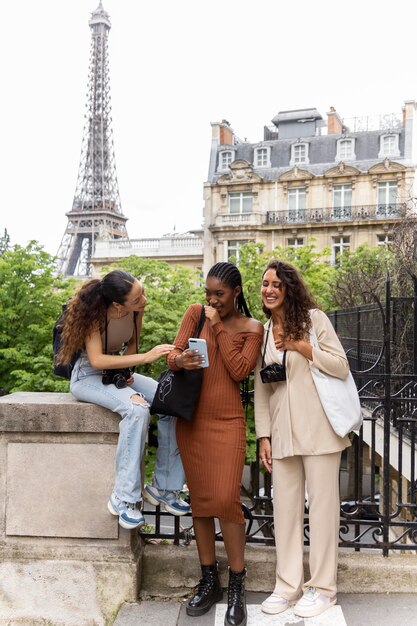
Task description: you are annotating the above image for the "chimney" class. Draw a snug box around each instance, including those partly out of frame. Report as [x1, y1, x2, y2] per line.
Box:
[327, 107, 343, 134]
[211, 120, 234, 145]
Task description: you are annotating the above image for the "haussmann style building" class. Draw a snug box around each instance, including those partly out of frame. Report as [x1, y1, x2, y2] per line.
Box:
[202, 102, 417, 275]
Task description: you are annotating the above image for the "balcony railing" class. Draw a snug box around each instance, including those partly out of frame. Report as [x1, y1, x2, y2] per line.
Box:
[267, 203, 404, 225]
[213, 211, 265, 227]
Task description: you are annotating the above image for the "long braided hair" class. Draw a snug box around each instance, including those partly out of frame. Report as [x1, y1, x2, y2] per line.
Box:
[57, 270, 137, 365]
[207, 262, 252, 317]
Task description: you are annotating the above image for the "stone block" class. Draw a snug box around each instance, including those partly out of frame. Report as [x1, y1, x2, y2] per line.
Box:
[6, 442, 118, 539]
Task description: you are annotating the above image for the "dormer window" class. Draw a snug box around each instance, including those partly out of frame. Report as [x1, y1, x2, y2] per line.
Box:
[218, 150, 235, 171]
[254, 146, 271, 168]
[378, 133, 400, 158]
[336, 138, 355, 162]
[290, 142, 309, 166]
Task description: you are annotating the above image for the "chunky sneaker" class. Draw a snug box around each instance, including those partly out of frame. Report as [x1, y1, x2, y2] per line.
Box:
[261, 592, 298, 615]
[293, 586, 337, 618]
[143, 484, 190, 516]
[107, 493, 145, 530]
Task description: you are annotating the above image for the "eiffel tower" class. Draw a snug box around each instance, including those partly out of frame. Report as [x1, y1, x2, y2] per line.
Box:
[56, 2, 128, 276]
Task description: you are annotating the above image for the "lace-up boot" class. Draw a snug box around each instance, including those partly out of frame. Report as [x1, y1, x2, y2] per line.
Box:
[224, 567, 247, 626]
[185, 562, 223, 616]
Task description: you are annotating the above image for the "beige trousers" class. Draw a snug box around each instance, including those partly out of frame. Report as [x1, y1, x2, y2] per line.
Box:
[272, 451, 341, 599]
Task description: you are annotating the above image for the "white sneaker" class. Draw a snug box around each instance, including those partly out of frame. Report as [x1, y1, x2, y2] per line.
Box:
[293, 586, 337, 618]
[261, 593, 297, 615]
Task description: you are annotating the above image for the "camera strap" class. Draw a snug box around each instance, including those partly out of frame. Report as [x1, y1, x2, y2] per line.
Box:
[261, 320, 286, 368]
[261, 320, 272, 368]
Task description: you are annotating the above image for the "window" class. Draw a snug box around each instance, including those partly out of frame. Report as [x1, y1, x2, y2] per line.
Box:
[290, 143, 309, 166]
[287, 187, 306, 221]
[228, 192, 253, 214]
[287, 238, 304, 248]
[227, 240, 249, 263]
[218, 150, 234, 171]
[332, 236, 350, 265]
[376, 234, 393, 246]
[378, 134, 400, 158]
[377, 181, 397, 216]
[336, 138, 355, 161]
[333, 184, 352, 219]
[254, 147, 270, 168]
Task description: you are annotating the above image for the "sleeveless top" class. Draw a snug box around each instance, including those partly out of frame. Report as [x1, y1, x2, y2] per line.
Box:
[100, 313, 135, 354]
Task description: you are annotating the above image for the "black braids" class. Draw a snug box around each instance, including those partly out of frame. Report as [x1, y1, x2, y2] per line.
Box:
[207, 262, 252, 318]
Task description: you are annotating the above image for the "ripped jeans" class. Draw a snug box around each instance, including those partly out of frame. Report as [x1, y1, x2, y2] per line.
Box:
[70, 354, 185, 504]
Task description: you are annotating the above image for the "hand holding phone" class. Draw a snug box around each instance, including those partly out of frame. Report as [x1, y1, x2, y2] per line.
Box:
[188, 338, 209, 368]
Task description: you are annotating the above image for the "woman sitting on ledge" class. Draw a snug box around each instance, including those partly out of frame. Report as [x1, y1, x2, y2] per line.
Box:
[56, 269, 190, 529]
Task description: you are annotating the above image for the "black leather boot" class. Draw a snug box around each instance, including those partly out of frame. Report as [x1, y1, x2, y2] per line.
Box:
[186, 562, 223, 616]
[224, 567, 247, 626]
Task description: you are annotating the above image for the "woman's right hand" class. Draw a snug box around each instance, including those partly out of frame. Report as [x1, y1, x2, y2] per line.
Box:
[143, 344, 175, 364]
[259, 437, 272, 473]
[175, 348, 205, 370]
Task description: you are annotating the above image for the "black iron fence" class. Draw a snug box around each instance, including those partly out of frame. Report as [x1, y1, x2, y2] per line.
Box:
[143, 276, 417, 555]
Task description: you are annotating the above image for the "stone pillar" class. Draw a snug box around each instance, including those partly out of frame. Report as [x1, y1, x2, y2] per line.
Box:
[0, 392, 143, 625]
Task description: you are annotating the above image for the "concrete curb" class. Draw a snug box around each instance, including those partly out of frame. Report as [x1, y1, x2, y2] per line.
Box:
[141, 542, 417, 597]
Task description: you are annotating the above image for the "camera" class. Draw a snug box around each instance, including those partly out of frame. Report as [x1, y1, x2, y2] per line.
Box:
[259, 362, 286, 383]
[102, 368, 133, 389]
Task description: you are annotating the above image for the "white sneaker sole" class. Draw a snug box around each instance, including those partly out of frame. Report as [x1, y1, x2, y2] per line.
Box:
[261, 598, 297, 615]
[108, 499, 145, 530]
[107, 499, 119, 516]
[118, 517, 145, 530]
[293, 596, 337, 618]
[143, 489, 189, 516]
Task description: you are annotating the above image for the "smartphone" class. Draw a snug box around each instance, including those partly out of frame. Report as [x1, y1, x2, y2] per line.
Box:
[188, 338, 209, 368]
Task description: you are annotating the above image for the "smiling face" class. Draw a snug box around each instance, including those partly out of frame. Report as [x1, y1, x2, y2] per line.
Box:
[261, 268, 287, 315]
[115, 280, 146, 315]
[205, 277, 240, 319]
[123, 281, 146, 313]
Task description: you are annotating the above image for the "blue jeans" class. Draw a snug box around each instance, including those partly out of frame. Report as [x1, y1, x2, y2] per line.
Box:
[70, 354, 185, 504]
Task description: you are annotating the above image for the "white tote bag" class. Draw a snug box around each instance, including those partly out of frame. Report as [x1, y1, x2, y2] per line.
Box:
[309, 314, 363, 437]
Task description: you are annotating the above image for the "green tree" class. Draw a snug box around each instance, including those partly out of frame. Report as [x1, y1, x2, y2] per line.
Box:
[0, 242, 76, 393]
[326, 244, 395, 309]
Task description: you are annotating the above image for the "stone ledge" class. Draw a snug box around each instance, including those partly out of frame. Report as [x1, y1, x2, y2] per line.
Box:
[141, 543, 417, 597]
[0, 392, 118, 432]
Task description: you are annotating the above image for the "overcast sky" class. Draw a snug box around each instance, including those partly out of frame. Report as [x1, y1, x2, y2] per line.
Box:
[1, 0, 416, 256]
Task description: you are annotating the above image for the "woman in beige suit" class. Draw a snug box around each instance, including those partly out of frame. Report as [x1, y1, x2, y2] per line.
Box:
[254, 259, 351, 619]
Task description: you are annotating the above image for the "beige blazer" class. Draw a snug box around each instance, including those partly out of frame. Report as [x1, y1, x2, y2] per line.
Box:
[254, 308, 351, 459]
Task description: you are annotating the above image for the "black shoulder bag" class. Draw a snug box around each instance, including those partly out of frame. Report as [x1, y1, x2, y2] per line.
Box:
[150, 305, 206, 421]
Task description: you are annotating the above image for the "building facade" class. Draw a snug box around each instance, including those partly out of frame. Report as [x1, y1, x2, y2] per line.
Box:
[203, 102, 417, 275]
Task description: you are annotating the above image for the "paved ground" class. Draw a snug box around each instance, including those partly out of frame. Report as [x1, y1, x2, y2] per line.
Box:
[114, 592, 417, 626]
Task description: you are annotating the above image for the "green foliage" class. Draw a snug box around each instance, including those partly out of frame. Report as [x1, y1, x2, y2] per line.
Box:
[0, 242, 76, 393]
[326, 244, 395, 309]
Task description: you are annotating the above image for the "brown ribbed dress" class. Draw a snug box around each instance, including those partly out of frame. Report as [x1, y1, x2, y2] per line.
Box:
[168, 304, 263, 525]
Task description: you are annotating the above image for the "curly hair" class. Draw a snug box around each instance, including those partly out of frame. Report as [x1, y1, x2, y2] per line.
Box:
[207, 261, 252, 317]
[57, 270, 136, 365]
[262, 259, 319, 340]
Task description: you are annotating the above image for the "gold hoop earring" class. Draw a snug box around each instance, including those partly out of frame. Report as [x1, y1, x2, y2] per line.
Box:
[234, 296, 238, 310]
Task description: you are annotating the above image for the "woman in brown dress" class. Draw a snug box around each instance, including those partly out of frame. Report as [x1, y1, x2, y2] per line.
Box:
[167, 262, 263, 626]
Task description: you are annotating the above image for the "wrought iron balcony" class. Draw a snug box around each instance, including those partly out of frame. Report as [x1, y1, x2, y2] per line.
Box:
[267, 203, 404, 225]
